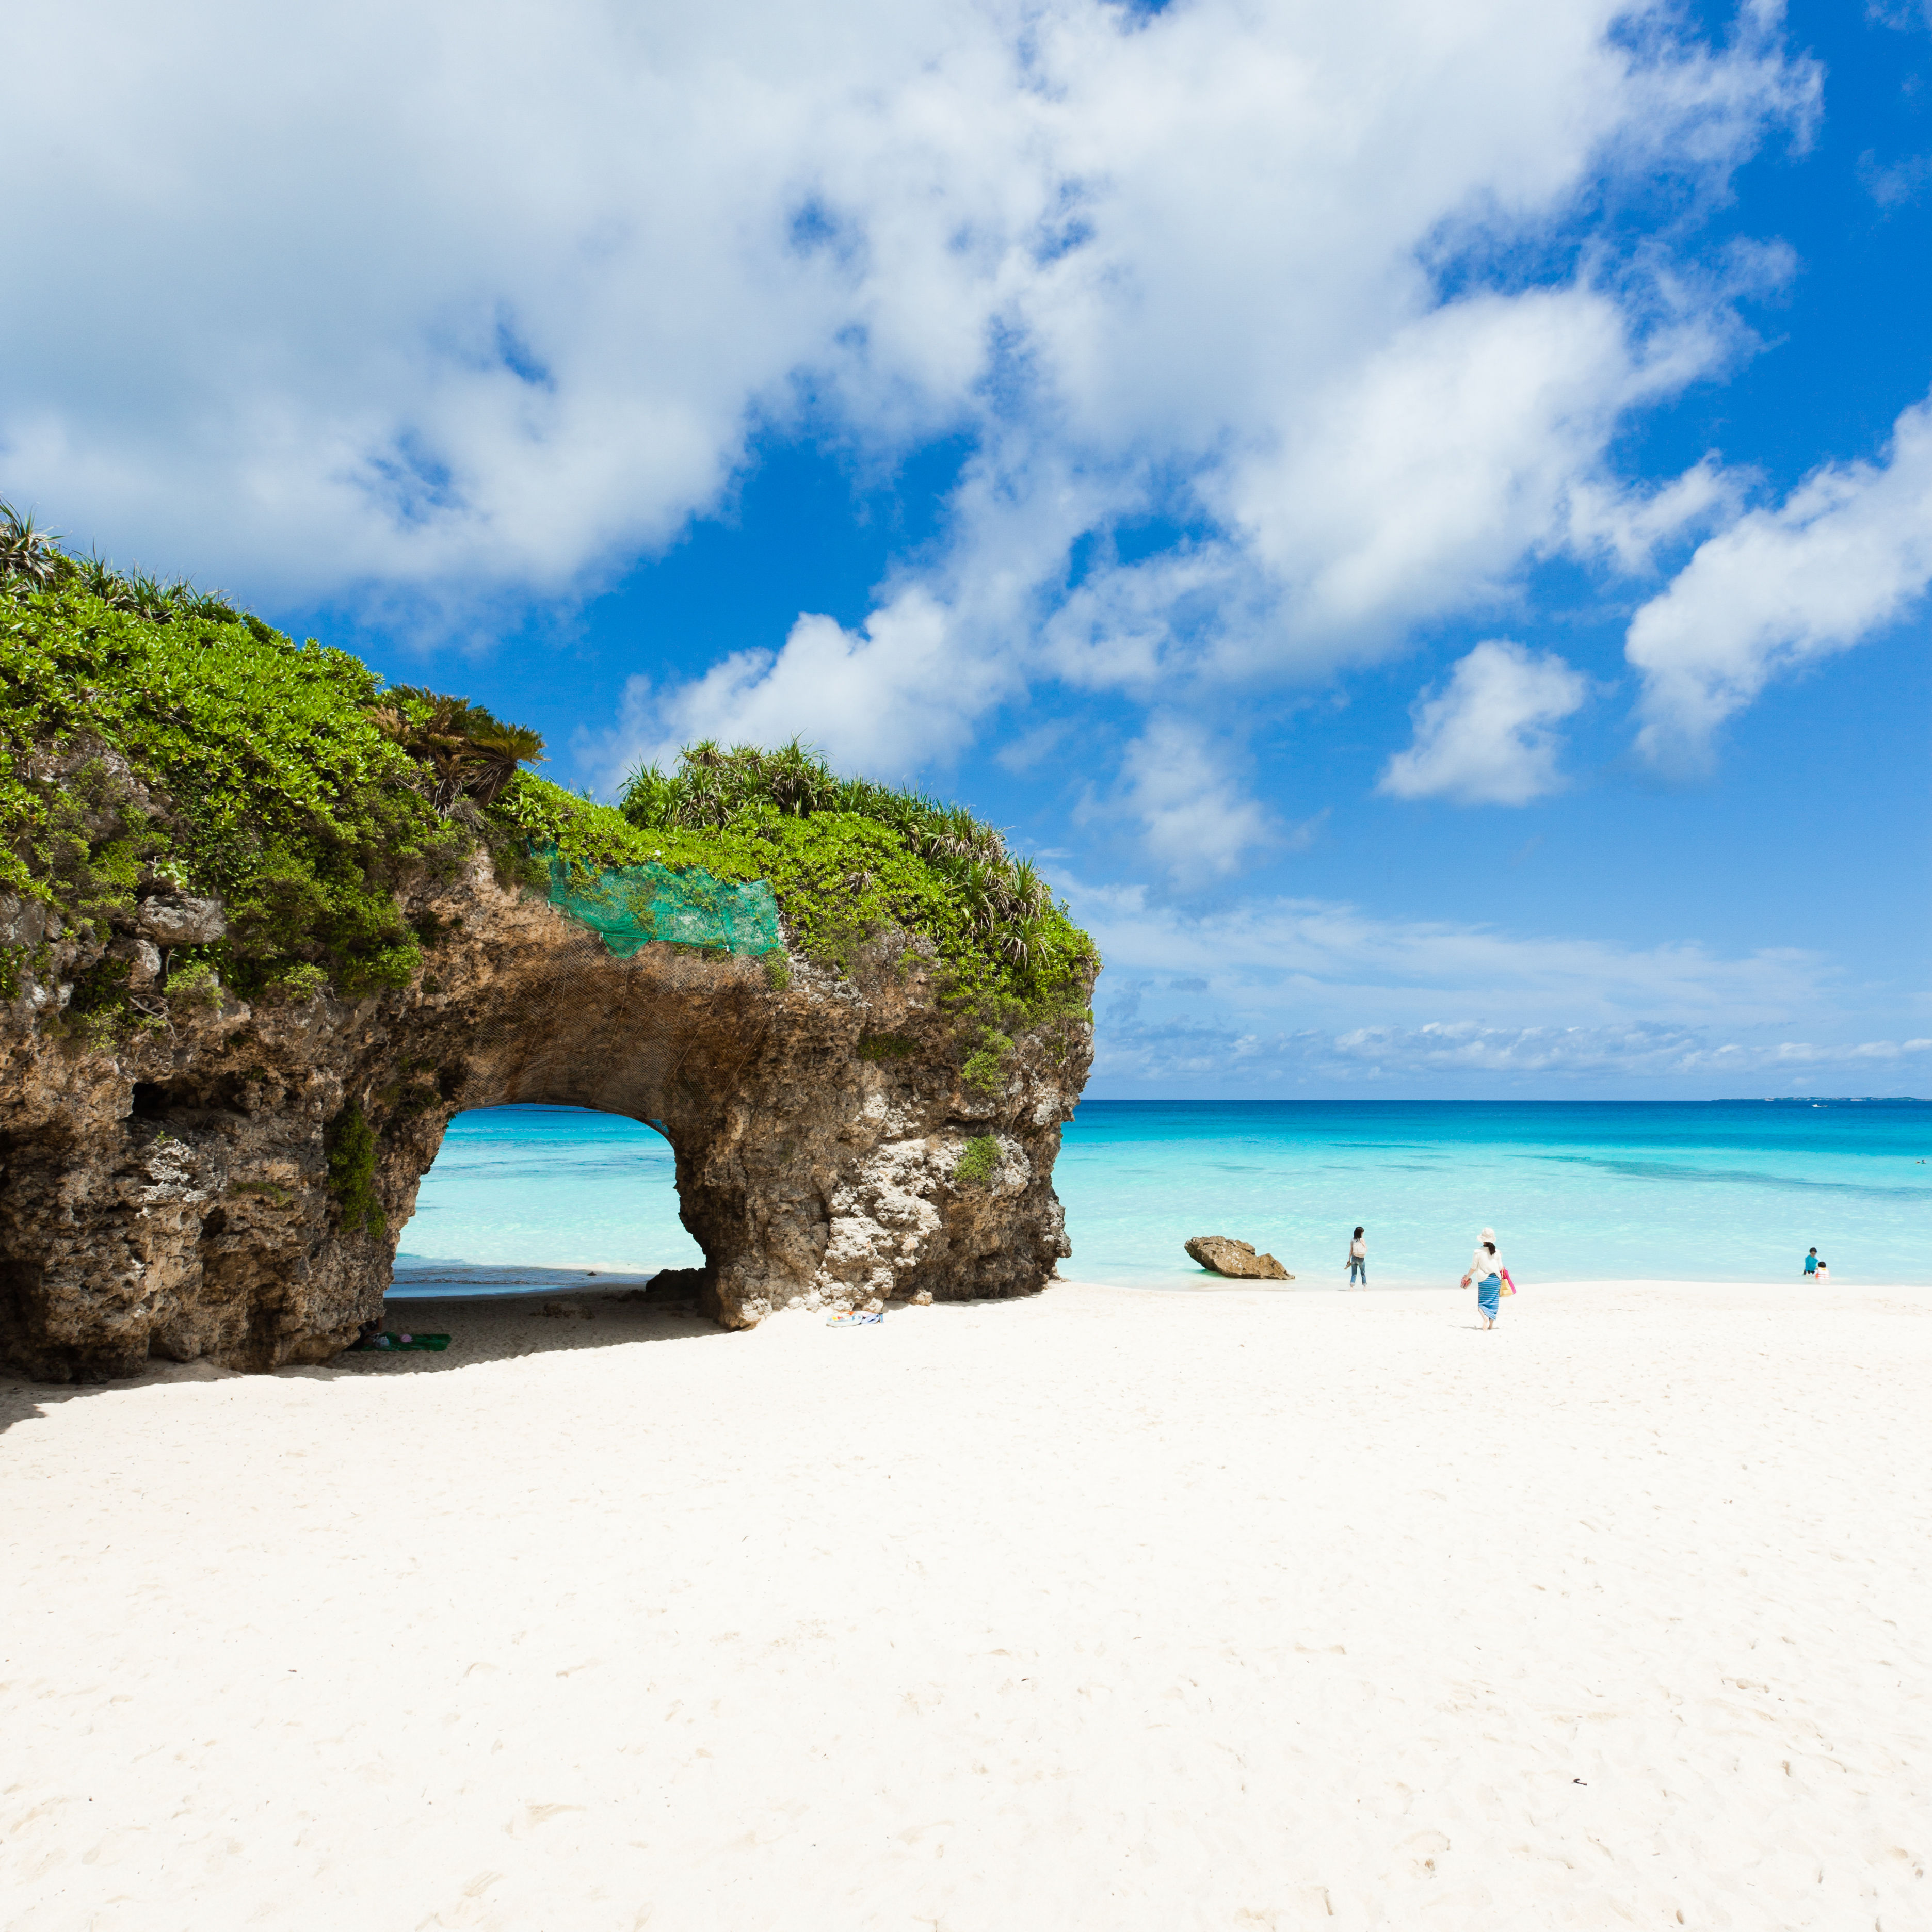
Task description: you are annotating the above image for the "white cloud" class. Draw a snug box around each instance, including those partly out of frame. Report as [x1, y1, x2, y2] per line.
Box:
[1858, 149, 1932, 209]
[598, 586, 1007, 781]
[1066, 876, 1924, 1090]
[1566, 453, 1745, 573]
[1625, 390, 1932, 763]
[612, 1, 1810, 797]
[1379, 639, 1590, 804]
[1, 0, 1832, 871]
[1094, 1015, 1932, 1089]
[2, 1, 1809, 636]
[1112, 716, 1278, 880]
[1217, 291, 1669, 650]
[1077, 877, 1830, 1025]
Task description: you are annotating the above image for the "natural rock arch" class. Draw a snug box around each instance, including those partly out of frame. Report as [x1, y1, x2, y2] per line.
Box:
[0, 545, 1098, 1382]
[0, 850, 1092, 1380]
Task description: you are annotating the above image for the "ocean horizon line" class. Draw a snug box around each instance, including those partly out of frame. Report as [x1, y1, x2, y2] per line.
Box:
[1074, 1094, 1932, 1106]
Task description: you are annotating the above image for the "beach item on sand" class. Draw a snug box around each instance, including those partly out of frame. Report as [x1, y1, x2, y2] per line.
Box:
[353, 1332, 450, 1352]
[827, 1310, 883, 1327]
[1185, 1235, 1293, 1280]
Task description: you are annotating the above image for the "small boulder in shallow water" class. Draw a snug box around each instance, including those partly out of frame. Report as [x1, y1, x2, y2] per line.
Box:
[1185, 1235, 1292, 1280]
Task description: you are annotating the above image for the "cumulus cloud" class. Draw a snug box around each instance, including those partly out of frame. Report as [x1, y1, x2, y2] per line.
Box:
[606, 0, 1811, 784]
[600, 587, 1009, 781]
[1625, 389, 1932, 763]
[1379, 640, 1591, 804]
[1112, 716, 1279, 880]
[0, 0, 1836, 871]
[2, 3, 1809, 627]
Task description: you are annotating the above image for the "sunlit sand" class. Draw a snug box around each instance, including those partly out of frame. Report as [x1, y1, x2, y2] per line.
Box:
[4, 1279, 1926, 1928]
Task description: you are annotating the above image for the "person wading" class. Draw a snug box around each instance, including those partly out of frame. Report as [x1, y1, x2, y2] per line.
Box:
[1346, 1227, 1367, 1289]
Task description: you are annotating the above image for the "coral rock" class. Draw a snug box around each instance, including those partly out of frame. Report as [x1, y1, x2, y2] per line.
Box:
[136, 893, 227, 946]
[1184, 1235, 1292, 1280]
[0, 856, 1094, 1380]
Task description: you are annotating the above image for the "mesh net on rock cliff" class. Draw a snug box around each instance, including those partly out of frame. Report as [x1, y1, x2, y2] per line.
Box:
[543, 852, 783, 959]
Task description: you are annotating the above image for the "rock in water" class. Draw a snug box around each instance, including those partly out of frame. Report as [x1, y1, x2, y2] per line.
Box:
[1184, 1235, 1292, 1280]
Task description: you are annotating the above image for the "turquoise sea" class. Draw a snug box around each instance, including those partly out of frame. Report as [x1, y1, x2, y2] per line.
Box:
[391, 1099, 1932, 1298]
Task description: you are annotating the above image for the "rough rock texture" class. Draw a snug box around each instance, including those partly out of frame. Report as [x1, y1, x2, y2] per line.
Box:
[1184, 1235, 1292, 1281]
[0, 854, 1094, 1380]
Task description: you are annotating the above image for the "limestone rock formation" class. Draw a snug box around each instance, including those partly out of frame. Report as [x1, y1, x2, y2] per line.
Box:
[0, 862, 1094, 1380]
[1184, 1235, 1292, 1280]
[0, 535, 1100, 1382]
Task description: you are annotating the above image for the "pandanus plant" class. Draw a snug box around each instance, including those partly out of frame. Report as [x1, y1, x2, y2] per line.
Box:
[369, 686, 547, 808]
[2, 508, 243, 623]
[615, 736, 1062, 979]
[0, 502, 61, 590]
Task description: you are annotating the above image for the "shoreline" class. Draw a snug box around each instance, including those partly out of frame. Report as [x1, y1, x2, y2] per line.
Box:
[387, 1264, 1932, 1303]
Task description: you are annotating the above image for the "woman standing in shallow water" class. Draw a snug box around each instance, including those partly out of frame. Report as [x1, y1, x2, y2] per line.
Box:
[1461, 1237, 1505, 1328]
[1346, 1227, 1367, 1288]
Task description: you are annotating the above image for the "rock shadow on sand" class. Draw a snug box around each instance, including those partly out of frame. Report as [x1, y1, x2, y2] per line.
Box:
[0, 1278, 721, 1437]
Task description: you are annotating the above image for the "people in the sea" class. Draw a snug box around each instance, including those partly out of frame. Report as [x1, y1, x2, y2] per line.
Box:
[1461, 1238, 1504, 1328]
[1815, 1259, 1830, 1284]
[1347, 1227, 1367, 1288]
[1803, 1247, 1818, 1280]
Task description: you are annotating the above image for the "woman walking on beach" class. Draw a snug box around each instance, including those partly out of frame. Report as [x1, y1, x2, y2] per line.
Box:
[1347, 1227, 1367, 1289]
[1461, 1232, 1505, 1328]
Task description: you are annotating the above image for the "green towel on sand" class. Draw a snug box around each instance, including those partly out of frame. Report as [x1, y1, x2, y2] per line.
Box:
[358, 1333, 450, 1353]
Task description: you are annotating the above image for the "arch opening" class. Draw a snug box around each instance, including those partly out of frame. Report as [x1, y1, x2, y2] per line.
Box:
[389, 1104, 703, 1304]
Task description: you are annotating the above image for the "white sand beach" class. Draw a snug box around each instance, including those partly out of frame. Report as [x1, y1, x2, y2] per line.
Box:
[3, 1278, 1927, 1930]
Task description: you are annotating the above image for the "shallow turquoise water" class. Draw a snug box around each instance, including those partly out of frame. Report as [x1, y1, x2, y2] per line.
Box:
[392, 1099, 1932, 1298]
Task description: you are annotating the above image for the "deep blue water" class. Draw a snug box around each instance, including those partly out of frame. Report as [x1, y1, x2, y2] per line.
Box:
[390, 1098, 1931, 1298]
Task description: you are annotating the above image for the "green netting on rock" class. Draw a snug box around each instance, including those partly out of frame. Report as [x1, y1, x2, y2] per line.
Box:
[542, 850, 783, 958]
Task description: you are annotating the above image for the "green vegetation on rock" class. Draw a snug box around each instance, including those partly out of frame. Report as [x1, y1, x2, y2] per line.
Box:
[2, 508, 1096, 1031]
[952, 1135, 1001, 1187]
[1, 512, 460, 1004]
[961, 1029, 1014, 1094]
[489, 760, 1092, 1018]
[498, 739, 1095, 1015]
[324, 1100, 385, 1238]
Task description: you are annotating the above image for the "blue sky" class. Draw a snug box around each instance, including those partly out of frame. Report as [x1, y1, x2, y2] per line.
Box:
[3, 0, 1927, 1096]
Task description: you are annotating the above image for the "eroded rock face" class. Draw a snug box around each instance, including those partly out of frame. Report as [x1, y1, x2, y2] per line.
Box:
[1184, 1235, 1291, 1281]
[0, 853, 1094, 1380]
